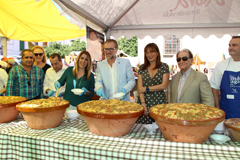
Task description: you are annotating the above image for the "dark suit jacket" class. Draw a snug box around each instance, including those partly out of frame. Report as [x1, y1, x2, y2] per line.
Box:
[170, 68, 214, 106]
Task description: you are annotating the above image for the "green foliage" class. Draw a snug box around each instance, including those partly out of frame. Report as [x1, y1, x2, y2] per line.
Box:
[45, 42, 71, 58]
[44, 39, 86, 58]
[117, 36, 138, 57]
[71, 39, 86, 51]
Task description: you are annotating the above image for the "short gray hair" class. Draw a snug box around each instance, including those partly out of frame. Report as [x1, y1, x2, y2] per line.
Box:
[177, 49, 193, 59]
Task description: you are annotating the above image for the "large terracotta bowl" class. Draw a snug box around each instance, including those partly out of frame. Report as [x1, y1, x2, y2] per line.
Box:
[77, 100, 143, 137]
[149, 103, 225, 144]
[16, 100, 69, 129]
[0, 96, 27, 123]
[224, 118, 240, 142]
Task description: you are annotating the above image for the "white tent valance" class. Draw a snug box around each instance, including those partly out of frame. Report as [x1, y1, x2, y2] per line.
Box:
[111, 27, 240, 39]
[54, 0, 240, 39]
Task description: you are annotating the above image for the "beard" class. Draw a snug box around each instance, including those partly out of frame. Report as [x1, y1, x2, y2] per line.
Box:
[106, 54, 115, 60]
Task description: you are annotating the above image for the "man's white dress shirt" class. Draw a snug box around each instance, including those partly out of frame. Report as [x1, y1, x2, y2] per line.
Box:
[107, 59, 118, 99]
[43, 65, 67, 97]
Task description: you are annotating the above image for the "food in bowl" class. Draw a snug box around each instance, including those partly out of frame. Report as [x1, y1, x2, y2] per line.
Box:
[77, 99, 143, 137]
[149, 103, 225, 143]
[150, 103, 223, 120]
[0, 96, 27, 123]
[17, 97, 69, 129]
[0, 96, 27, 105]
[17, 97, 69, 109]
[71, 89, 84, 95]
[79, 99, 143, 114]
[224, 118, 240, 142]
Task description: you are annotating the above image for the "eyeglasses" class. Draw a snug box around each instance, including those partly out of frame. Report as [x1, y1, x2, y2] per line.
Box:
[177, 56, 189, 62]
[104, 48, 115, 51]
[34, 53, 43, 56]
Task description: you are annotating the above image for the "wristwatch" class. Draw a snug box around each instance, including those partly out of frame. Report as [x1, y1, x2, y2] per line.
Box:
[145, 87, 149, 93]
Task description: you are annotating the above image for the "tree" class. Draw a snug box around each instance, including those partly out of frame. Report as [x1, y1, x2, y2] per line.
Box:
[44, 39, 86, 58]
[117, 36, 138, 57]
[71, 39, 86, 51]
[45, 42, 71, 58]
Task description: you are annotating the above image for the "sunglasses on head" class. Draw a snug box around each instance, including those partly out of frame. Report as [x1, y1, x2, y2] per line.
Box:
[34, 53, 43, 56]
[177, 56, 189, 62]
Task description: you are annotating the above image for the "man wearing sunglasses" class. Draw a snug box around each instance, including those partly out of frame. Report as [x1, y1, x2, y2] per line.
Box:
[210, 36, 240, 119]
[95, 39, 135, 101]
[6, 49, 44, 100]
[170, 49, 214, 106]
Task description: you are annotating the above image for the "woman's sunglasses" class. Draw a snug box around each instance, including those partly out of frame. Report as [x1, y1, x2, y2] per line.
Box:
[177, 56, 189, 62]
[34, 53, 43, 57]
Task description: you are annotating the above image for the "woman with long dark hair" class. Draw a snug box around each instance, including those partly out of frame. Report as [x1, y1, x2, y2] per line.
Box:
[137, 43, 169, 124]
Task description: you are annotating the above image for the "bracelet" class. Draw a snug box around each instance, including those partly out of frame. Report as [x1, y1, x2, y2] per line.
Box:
[141, 102, 146, 104]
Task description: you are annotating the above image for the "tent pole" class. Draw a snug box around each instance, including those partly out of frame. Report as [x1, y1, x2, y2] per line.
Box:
[105, 29, 111, 39]
[2, 37, 7, 57]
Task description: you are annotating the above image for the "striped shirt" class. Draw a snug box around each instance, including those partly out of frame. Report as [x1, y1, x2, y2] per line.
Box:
[6, 65, 44, 100]
[177, 67, 192, 102]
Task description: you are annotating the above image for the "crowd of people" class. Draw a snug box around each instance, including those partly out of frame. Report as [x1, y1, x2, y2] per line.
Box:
[1, 36, 240, 123]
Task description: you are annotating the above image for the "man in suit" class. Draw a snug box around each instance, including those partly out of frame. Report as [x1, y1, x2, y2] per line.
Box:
[95, 39, 135, 101]
[170, 49, 214, 106]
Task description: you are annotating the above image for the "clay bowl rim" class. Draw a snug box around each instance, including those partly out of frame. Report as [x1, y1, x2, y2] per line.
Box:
[16, 102, 70, 113]
[77, 108, 144, 119]
[149, 106, 226, 126]
[224, 118, 240, 132]
[0, 97, 27, 108]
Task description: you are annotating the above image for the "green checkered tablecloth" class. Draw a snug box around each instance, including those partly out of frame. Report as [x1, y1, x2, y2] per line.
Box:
[0, 116, 240, 160]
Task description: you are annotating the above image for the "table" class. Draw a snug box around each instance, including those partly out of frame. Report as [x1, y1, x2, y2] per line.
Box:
[1, 116, 240, 160]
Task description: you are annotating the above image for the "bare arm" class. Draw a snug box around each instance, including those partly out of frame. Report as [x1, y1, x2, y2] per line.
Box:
[137, 74, 148, 116]
[138, 73, 169, 94]
[212, 88, 220, 108]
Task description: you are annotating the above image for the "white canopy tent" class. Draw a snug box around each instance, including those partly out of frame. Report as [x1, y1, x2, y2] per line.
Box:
[54, 0, 240, 39]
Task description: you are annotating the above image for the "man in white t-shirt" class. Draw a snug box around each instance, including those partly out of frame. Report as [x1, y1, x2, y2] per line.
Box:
[43, 53, 67, 97]
[0, 68, 8, 96]
[210, 36, 240, 119]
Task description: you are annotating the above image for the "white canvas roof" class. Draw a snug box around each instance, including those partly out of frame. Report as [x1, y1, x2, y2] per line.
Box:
[54, 0, 240, 39]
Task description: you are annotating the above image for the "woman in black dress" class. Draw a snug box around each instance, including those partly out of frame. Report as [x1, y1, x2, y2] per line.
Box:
[32, 45, 51, 74]
[136, 43, 169, 124]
